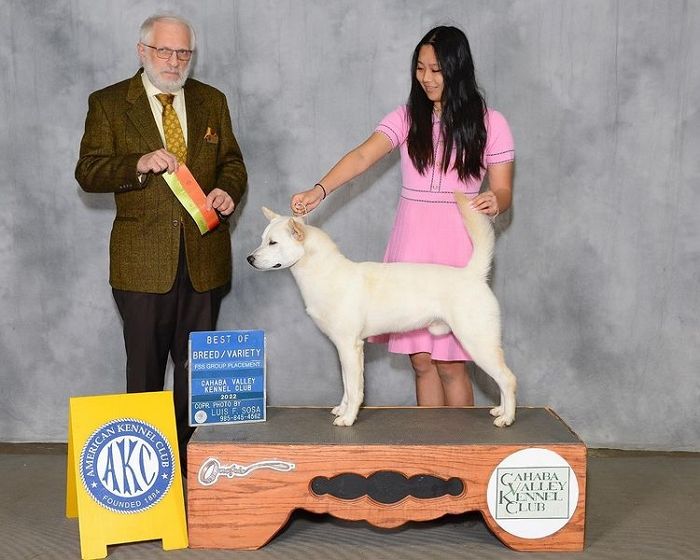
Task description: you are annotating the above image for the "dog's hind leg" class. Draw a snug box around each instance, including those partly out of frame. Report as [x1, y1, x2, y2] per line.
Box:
[465, 345, 517, 427]
[331, 338, 365, 426]
[331, 396, 348, 418]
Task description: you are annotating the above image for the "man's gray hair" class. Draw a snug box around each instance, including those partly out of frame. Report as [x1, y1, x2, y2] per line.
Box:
[140, 14, 196, 50]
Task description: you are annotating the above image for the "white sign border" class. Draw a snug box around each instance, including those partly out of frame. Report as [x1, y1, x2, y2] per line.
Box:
[486, 447, 579, 539]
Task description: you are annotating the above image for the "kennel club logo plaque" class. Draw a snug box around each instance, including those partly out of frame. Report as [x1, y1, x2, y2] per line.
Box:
[486, 448, 579, 539]
[189, 330, 266, 426]
[79, 418, 175, 514]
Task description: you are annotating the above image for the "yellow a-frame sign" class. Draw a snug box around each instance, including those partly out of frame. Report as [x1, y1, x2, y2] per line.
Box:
[66, 391, 188, 559]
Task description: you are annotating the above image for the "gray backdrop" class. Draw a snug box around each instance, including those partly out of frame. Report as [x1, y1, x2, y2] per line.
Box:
[1, 0, 698, 451]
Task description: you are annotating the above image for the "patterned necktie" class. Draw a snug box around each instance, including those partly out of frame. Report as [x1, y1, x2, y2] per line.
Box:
[156, 93, 187, 163]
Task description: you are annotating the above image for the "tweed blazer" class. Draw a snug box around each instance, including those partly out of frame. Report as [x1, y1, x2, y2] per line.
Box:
[75, 70, 247, 293]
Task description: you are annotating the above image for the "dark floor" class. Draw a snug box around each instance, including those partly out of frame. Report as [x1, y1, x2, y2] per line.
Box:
[0, 444, 698, 559]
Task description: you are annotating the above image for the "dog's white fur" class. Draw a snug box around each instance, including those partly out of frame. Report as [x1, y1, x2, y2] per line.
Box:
[247, 192, 516, 427]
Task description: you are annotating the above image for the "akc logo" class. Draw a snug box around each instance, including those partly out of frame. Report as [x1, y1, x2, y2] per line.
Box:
[79, 418, 174, 513]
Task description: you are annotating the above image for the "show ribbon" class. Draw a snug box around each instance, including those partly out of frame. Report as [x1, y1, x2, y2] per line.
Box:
[163, 164, 220, 235]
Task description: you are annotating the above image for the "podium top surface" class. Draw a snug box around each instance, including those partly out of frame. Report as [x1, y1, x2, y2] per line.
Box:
[190, 407, 583, 447]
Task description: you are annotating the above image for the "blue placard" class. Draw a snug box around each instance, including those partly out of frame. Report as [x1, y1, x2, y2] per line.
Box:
[188, 330, 266, 426]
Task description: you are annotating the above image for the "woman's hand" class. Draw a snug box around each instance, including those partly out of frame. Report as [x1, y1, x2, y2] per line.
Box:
[470, 190, 500, 217]
[290, 184, 325, 215]
[475, 162, 514, 218]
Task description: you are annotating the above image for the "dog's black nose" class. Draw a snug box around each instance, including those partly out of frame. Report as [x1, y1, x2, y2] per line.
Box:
[246, 255, 255, 265]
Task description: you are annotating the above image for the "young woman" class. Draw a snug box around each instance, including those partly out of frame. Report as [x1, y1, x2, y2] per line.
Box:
[290, 26, 514, 407]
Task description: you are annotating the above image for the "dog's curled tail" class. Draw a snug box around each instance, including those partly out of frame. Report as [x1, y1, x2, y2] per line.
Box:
[454, 192, 495, 280]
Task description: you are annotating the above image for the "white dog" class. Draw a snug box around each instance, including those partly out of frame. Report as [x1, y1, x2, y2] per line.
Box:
[247, 192, 516, 428]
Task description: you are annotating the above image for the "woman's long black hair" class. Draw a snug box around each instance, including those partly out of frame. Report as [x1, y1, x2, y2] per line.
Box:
[407, 26, 487, 182]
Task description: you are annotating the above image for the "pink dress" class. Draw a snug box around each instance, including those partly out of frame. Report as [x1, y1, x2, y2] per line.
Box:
[369, 105, 514, 360]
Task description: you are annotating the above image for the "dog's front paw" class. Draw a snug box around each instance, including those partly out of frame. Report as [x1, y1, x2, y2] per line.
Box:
[332, 414, 357, 427]
[490, 405, 504, 418]
[492, 413, 515, 428]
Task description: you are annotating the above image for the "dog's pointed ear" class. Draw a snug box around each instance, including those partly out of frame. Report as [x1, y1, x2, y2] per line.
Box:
[289, 218, 305, 242]
[262, 207, 280, 221]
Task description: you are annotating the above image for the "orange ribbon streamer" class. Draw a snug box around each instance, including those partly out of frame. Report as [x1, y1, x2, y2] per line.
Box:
[163, 165, 220, 234]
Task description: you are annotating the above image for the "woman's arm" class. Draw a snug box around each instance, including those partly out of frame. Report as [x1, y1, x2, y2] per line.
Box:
[290, 131, 393, 214]
[470, 161, 514, 217]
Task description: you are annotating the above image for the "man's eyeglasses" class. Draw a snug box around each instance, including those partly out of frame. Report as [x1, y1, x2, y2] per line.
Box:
[141, 43, 193, 61]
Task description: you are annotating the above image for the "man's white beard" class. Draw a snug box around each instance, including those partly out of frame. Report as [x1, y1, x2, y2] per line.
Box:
[143, 59, 191, 93]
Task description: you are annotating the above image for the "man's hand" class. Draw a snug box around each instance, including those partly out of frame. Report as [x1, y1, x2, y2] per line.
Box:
[206, 188, 235, 216]
[136, 148, 180, 175]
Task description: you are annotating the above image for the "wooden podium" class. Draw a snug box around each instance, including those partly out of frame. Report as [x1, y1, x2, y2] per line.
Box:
[187, 407, 586, 551]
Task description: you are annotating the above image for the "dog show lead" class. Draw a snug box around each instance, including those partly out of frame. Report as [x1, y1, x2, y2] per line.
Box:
[291, 26, 515, 409]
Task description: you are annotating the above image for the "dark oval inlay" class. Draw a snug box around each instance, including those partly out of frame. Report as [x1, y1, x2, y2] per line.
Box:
[311, 471, 464, 504]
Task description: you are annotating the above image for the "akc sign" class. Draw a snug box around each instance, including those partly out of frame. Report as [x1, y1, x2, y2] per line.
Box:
[66, 392, 187, 559]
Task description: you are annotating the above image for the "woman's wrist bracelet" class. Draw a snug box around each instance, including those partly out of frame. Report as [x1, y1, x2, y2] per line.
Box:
[314, 183, 327, 199]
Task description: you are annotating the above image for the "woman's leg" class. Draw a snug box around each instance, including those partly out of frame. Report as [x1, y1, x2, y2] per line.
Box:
[435, 360, 474, 406]
[410, 352, 445, 405]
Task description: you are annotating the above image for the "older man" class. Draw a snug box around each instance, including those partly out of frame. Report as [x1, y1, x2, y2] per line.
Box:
[75, 14, 247, 471]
